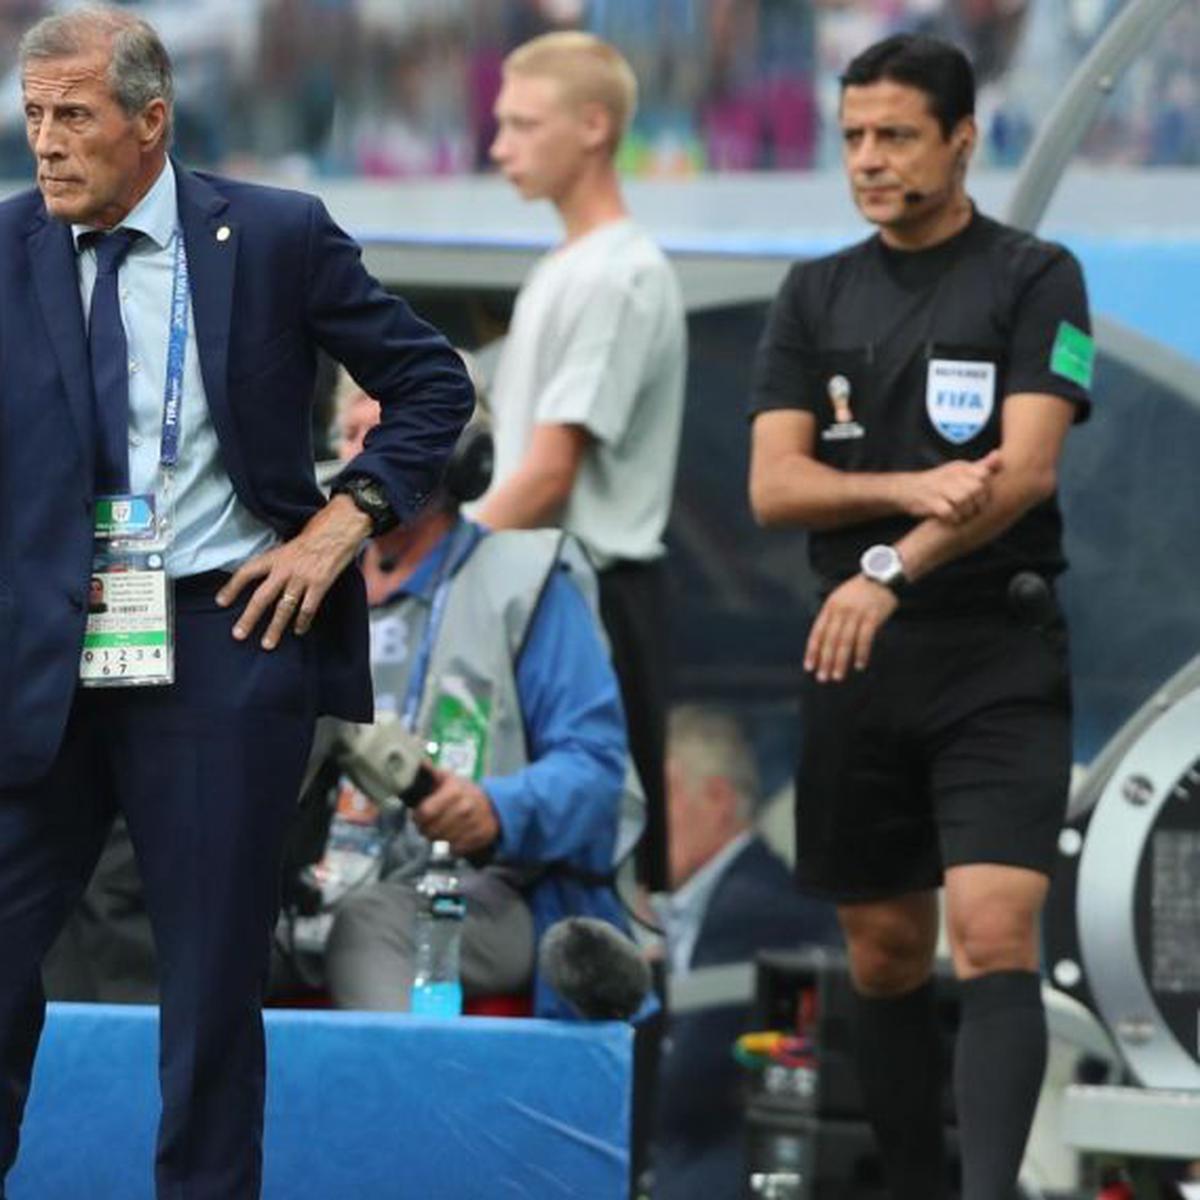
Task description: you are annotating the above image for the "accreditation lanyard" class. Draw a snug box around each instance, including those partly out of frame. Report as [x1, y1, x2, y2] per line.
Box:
[158, 228, 190, 488]
[81, 230, 190, 689]
[399, 521, 476, 734]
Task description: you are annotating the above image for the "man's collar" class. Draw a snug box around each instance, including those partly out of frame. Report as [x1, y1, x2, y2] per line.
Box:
[381, 517, 484, 606]
[669, 830, 754, 914]
[72, 159, 176, 251]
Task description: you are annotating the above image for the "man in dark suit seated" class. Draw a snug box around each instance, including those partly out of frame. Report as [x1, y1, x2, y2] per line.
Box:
[653, 705, 841, 1200]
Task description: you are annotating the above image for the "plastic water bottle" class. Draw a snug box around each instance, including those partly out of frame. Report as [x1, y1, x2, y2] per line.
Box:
[410, 840, 466, 1017]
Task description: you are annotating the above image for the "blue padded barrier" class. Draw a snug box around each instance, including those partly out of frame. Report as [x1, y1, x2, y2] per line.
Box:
[10, 1003, 631, 1199]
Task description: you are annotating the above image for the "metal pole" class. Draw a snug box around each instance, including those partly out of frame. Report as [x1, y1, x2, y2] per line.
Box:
[1005, 0, 1189, 233]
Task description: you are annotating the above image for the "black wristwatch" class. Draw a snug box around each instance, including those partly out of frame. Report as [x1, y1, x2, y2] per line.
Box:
[332, 474, 399, 536]
[859, 543, 908, 594]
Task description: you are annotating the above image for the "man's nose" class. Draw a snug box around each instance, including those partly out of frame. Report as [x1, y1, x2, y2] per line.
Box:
[490, 130, 508, 163]
[33, 119, 62, 157]
[851, 135, 884, 173]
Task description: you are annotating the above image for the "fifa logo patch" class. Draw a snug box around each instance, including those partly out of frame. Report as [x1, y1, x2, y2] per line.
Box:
[926, 358, 996, 443]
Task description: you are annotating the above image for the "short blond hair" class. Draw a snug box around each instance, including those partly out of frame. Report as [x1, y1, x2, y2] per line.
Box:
[503, 32, 638, 149]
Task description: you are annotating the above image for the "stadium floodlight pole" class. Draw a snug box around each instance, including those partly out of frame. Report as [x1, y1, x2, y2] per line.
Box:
[1005, 0, 1187, 233]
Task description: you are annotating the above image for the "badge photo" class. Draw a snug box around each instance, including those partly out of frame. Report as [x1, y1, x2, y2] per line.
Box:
[926, 358, 996, 444]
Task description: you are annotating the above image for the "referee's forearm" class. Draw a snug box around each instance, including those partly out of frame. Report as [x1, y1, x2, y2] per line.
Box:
[749, 456, 910, 530]
[896, 473, 1053, 583]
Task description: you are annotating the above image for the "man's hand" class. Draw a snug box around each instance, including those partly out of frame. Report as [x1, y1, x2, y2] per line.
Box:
[804, 574, 899, 683]
[216, 494, 372, 649]
[412, 767, 501, 857]
[898, 451, 1002, 524]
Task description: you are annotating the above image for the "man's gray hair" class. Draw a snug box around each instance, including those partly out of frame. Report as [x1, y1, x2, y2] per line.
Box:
[20, 6, 174, 141]
[668, 705, 760, 822]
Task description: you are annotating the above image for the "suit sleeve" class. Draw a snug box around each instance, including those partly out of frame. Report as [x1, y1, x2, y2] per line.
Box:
[302, 198, 473, 521]
[480, 565, 626, 871]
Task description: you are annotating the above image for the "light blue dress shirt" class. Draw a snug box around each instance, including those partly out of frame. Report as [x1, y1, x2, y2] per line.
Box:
[74, 161, 277, 577]
[657, 830, 754, 975]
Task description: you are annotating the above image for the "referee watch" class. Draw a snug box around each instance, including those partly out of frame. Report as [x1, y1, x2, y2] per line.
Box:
[860, 543, 908, 594]
[332, 474, 400, 536]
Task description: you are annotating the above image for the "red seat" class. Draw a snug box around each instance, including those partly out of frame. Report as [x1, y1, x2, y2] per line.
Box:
[463, 993, 534, 1018]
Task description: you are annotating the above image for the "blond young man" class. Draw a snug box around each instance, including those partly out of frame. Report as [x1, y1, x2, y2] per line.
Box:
[478, 33, 687, 891]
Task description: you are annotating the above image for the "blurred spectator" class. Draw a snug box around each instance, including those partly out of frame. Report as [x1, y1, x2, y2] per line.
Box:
[702, 0, 818, 170]
[476, 32, 687, 894]
[652, 705, 840, 1200]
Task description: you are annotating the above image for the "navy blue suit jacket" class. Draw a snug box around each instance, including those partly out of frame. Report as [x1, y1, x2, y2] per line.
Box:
[0, 164, 472, 788]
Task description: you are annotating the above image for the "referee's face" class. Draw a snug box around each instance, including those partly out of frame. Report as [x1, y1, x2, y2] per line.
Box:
[839, 80, 973, 246]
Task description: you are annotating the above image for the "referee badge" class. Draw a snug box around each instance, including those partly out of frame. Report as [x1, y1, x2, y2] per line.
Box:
[821, 374, 865, 442]
[926, 358, 996, 444]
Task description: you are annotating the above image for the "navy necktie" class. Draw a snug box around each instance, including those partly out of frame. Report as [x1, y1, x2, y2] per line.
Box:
[84, 228, 142, 494]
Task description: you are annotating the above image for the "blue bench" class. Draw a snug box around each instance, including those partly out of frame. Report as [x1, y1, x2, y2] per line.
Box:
[10, 1003, 632, 1199]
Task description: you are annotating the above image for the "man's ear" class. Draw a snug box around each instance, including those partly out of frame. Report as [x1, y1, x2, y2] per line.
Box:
[952, 116, 977, 173]
[578, 99, 615, 153]
[136, 98, 169, 152]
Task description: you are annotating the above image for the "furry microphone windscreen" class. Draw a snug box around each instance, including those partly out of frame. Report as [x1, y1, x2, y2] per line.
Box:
[538, 917, 652, 1021]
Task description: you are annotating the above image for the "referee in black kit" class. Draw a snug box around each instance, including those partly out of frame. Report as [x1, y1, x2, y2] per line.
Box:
[748, 34, 1093, 1200]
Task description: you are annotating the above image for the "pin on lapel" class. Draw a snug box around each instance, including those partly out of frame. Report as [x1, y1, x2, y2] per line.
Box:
[215, 226, 231, 243]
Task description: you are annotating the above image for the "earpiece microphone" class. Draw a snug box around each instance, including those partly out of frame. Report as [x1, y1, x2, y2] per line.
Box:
[902, 142, 967, 207]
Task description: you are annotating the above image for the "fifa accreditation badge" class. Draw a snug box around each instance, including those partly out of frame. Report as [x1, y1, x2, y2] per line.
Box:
[926, 359, 996, 444]
[79, 549, 173, 687]
[820, 375, 866, 442]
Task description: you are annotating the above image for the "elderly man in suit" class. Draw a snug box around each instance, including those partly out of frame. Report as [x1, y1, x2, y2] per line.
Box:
[0, 7, 471, 1197]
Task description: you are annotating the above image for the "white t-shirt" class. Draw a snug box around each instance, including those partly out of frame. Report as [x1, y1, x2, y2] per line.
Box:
[485, 218, 687, 567]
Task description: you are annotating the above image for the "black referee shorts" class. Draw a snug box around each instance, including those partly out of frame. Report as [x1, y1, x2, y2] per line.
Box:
[794, 606, 1072, 903]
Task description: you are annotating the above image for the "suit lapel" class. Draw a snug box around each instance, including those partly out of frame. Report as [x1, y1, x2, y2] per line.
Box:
[27, 215, 91, 472]
[174, 163, 256, 510]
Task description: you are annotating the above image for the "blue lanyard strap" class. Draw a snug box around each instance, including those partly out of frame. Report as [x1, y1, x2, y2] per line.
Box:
[159, 230, 190, 471]
[400, 520, 474, 734]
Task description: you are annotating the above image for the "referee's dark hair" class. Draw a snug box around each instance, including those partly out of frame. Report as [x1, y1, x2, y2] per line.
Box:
[841, 34, 975, 139]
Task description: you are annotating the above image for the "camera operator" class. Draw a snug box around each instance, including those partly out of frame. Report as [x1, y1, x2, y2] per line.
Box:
[312, 383, 642, 1018]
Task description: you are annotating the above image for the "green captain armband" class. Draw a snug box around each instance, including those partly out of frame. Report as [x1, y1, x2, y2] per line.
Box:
[1050, 320, 1095, 389]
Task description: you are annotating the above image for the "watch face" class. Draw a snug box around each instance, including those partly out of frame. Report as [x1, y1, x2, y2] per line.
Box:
[862, 544, 900, 580]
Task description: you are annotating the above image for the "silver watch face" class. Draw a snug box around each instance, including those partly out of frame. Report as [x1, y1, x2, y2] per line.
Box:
[860, 543, 903, 584]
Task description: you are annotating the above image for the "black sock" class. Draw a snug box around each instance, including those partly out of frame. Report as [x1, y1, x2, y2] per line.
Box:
[954, 970, 1046, 1200]
[852, 979, 949, 1200]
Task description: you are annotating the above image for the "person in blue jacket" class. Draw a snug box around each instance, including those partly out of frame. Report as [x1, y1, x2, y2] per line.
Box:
[319, 384, 643, 1020]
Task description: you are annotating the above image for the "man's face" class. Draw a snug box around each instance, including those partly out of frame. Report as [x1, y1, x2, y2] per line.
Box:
[23, 49, 163, 229]
[839, 80, 972, 234]
[666, 756, 728, 891]
[490, 73, 593, 203]
[339, 392, 381, 461]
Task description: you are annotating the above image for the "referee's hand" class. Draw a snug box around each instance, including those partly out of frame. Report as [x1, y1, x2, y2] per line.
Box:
[901, 451, 1001, 524]
[805, 575, 898, 683]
